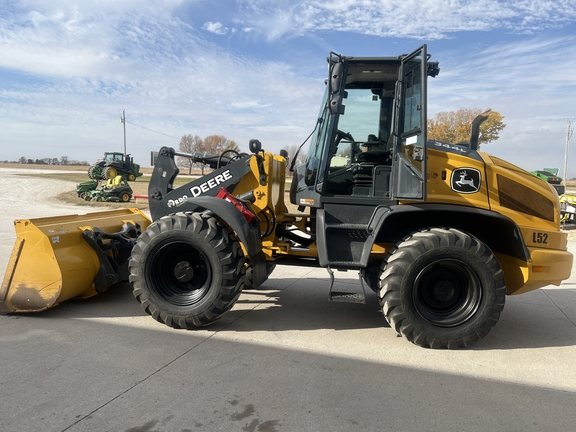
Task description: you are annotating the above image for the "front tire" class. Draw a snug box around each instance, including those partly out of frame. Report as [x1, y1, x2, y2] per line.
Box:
[129, 212, 246, 329]
[379, 228, 505, 349]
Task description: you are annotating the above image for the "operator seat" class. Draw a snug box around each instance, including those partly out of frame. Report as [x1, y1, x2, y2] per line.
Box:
[356, 134, 391, 165]
[104, 175, 123, 190]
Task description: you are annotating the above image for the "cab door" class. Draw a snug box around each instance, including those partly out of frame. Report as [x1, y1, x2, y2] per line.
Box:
[391, 45, 428, 200]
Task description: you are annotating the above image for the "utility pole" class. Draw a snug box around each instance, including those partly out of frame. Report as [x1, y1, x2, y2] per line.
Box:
[120, 110, 127, 157]
[563, 119, 574, 185]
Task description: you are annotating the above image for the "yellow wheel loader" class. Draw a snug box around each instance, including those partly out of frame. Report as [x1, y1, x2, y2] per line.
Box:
[2, 45, 572, 348]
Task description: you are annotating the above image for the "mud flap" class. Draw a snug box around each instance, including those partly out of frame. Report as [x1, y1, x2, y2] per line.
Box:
[0, 208, 150, 313]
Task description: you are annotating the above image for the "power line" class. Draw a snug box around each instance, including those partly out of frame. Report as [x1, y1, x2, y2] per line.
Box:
[122, 117, 249, 153]
[509, 131, 565, 135]
[124, 119, 182, 140]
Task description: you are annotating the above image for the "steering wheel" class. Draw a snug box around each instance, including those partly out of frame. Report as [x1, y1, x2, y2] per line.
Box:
[336, 129, 354, 143]
[217, 149, 245, 168]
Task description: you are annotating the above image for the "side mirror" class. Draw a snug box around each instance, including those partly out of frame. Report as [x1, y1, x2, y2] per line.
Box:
[327, 53, 346, 115]
[330, 62, 343, 95]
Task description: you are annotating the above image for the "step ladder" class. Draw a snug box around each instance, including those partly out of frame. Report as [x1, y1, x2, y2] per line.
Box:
[327, 267, 366, 304]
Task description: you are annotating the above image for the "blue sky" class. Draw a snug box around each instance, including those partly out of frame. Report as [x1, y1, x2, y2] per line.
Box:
[1, 0, 576, 176]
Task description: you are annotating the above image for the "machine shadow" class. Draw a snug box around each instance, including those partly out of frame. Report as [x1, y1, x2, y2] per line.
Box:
[21, 277, 576, 351]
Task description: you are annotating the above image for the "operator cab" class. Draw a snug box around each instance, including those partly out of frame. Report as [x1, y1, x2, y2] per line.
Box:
[104, 152, 125, 163]
[324, 59, 398, 197]
[292, 45, 439, 208]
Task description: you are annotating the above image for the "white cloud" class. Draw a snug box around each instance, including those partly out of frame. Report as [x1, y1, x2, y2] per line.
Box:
[202, 21, 228, 35]
[236, 0, 576, 40]
[0, 1, 324, 163]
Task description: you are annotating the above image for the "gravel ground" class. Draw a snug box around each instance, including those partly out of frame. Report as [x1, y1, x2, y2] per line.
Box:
[0, 168, 107, 279]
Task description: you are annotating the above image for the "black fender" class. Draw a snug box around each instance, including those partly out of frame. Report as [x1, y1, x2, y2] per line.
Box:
[359, 203, 530, 266]
[185, 196, 268, 288]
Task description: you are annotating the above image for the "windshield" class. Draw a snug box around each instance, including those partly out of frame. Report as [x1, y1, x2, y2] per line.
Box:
[304, 87, 331, 186]
[104, 153, 123, 162]
[329, 89, 383, 170]
[336, 89, 381, 144]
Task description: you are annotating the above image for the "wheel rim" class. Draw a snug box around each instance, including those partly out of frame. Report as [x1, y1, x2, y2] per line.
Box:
[106, 168, 117, 179]
[129, 174, 135, 181]
[122, 193, 130, 202]
[413, 258, 482, 327]
[148, 241, 212, 307]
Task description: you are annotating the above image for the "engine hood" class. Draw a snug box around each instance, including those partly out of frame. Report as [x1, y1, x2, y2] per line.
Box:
[480, 152, 560, 229]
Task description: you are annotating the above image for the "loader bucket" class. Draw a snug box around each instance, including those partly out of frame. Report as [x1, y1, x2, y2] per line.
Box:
[0, 208, 150, 313]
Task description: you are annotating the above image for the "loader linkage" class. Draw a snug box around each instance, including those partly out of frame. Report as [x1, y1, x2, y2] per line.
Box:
[81, 221, 143, 293]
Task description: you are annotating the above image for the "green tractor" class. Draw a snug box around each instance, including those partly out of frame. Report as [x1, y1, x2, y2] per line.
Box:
[87, 152, 143, 181]
[530, 168, 565, 195]
[84, 176, 133, 202]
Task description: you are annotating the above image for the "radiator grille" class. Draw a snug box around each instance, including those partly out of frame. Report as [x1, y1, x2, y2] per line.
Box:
[497, 175, 555, 222]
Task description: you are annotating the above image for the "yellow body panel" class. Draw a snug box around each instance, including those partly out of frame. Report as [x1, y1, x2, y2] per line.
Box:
[426, 147, 490, 210]
[496, 247, 573, 295]
[0, 208, 151, 313]
[423, 146, 572, 295]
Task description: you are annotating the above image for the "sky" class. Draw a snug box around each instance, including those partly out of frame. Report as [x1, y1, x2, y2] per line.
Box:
[1, 0, 576, 176]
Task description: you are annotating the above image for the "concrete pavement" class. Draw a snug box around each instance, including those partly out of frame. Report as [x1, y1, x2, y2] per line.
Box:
[1, 168, 576, 431]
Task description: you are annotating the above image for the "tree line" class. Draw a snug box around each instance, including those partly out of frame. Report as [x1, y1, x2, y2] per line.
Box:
[177, 134, 307, 175]
[428, 108, 506, 148]
[2, 156, 89, 165]
[177, 134, 239, 175]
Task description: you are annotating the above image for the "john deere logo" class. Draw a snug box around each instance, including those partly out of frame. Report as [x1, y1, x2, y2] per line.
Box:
[451, 168, 481, 194]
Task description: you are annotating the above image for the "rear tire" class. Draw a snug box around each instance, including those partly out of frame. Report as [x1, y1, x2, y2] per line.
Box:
[103, 166, 117, 180]
[129, 212, 246, 329]
[379, 227, 506, 349]
[120, 192, 131, 202]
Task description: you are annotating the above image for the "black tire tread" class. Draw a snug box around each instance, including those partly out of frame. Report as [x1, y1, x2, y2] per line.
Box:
[380, 227, 506, 349]
[129, 212, 245, 329]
